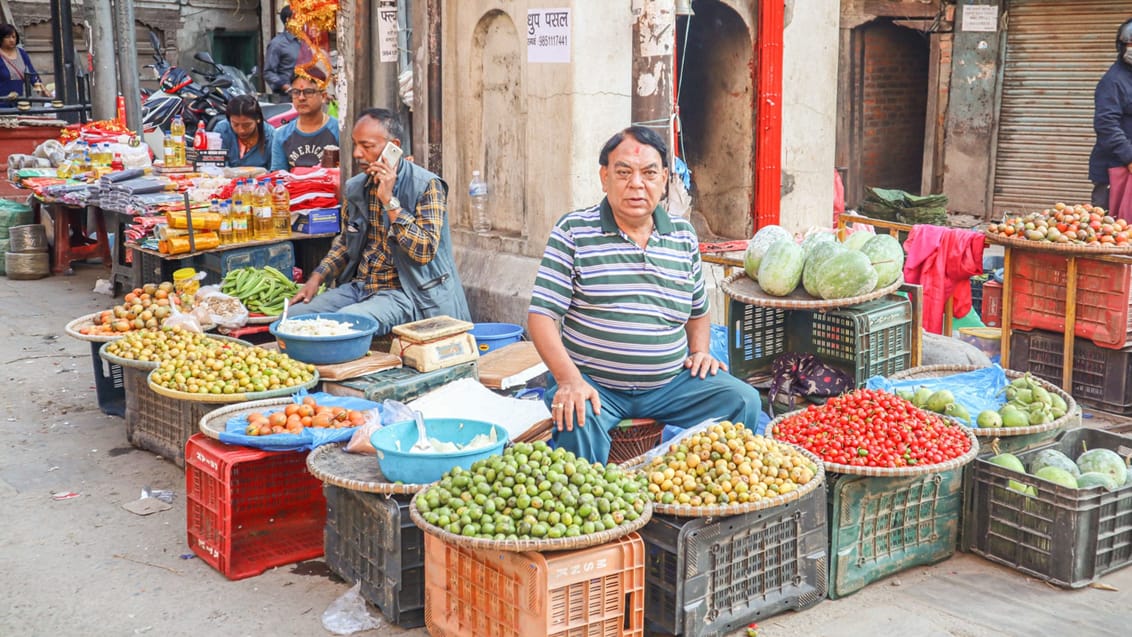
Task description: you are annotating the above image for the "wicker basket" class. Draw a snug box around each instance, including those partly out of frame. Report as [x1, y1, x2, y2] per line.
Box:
[767, 410, 981, 477]
[607, 418, 665, 465]
[409, 490, 652, 553]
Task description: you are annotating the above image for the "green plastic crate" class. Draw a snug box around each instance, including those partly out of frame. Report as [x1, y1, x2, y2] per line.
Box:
[827, 469, 962, 599]
[727, 295, 912, 388]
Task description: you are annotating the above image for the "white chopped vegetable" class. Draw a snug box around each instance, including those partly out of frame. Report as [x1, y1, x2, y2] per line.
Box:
[412, 426, 498, 454]
[277, 316, 358, 337]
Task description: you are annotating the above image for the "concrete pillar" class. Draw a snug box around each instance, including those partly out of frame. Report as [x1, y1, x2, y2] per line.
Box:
[85, 0, 117, 122]
[113, 0, 141, 135]
[631, 0, 674, 161]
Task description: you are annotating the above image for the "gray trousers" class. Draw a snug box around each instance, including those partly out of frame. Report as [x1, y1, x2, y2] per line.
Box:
[288, 281, 418, 335]
[1092, 183, 1110, 209]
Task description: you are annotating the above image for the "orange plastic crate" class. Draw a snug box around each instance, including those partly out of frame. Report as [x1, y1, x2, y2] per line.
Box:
[424, 532, 645, 637]
[185, 434, 326, 580]
[1010, 251, 1132, 348]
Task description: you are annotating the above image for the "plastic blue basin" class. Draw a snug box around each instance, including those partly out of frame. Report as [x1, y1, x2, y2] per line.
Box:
[269, 312, 379, 365]
[369, 418, 508, 483]
[469, 322, 523, 353]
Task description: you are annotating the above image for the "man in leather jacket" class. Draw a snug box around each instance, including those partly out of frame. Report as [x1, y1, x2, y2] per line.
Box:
[1089, 19, 1132, 209]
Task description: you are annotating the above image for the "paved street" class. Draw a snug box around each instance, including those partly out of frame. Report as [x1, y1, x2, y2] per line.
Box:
[1, 263, 1130, 637]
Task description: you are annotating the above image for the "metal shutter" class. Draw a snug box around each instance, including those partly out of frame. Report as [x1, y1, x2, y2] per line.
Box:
[992, 1, 1132, 216]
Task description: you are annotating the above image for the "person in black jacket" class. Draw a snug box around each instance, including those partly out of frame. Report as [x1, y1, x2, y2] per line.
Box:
[263, 7, 299, 97]
[1089, 18, 1132, 209]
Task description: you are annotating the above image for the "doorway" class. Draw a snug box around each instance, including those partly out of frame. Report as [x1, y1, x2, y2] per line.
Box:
[675, 0, 755, 241]
[847, 19, 930, 205]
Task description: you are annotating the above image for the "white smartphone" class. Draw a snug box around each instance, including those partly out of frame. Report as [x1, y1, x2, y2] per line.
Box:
[380, 141, 403, 167]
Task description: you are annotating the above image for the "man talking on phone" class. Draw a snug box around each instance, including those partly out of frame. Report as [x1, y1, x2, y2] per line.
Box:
[289, 108, 471, 331]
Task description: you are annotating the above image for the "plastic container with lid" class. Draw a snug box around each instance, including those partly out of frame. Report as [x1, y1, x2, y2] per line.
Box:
[173, 267, 201, 296]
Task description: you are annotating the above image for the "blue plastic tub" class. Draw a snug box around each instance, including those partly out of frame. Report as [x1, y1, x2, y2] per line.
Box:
[369, 418, 508, 483]
[469, 322, 523, 353]
[269, 312, 379, 365]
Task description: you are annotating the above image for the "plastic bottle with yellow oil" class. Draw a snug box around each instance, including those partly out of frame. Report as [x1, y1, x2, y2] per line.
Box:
[170, 115, 187, 167]
[215, 199, 233, 245]
[252, 179, 273, 239]
[232, 181, 250, 242]
[162, 133, 178, 167]
[271, 178, 291, 237]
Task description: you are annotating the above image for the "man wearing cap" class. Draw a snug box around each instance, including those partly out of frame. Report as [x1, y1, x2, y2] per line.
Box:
[1090, 18, 1132, 212]
[264, 7, 300, 98]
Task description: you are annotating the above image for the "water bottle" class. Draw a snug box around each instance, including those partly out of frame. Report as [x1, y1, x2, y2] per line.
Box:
[469, 170, 490, 234]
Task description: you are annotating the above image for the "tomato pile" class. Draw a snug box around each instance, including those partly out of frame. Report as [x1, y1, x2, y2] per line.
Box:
[772, 389, 971, 468]
[986, 203, 1129, 246]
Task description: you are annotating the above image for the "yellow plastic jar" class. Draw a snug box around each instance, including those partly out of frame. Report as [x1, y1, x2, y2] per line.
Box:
[173, 267, 200, 296]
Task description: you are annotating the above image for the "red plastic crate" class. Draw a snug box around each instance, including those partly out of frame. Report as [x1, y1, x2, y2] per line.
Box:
[185, 434, 326, 580]
[424, 532, 645, 637]
[982, 281, 1002, 327]
[1010, 251, 1132, 348]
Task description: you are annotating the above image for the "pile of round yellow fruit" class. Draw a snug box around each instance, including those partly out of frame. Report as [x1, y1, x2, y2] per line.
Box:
[103, 326, 234, 364]
[641, 421, 819, 507]
[150, 343, 315, 395]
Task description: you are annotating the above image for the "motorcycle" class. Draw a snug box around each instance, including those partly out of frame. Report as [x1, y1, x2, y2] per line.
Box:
[191, 50, 295, 127]
[139, 32, 242, 133]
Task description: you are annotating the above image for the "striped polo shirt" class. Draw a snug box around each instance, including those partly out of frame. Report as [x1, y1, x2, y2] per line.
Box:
[529, 198, 707, 390]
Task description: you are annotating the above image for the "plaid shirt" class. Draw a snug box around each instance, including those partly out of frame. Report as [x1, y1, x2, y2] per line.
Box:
[314, 177, 446, 296]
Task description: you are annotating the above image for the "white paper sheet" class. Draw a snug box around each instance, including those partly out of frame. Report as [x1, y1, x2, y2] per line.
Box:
[408, 378, 550, 440]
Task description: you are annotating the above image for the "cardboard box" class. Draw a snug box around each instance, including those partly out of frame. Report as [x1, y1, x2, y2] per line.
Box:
[294, 207, 340, 235]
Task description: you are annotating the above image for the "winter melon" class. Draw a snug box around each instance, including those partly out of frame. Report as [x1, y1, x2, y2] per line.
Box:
[1034, 466, 1078, 489]
[744, 225, 793, 281]
[813, 250, 878, 300]
[1076, 471, 1120, 492]
[1028, 448, 1080, 478]
[800, 230, 837, 255]
[757, 240, 806, 296]
[842, 231, 874, 252]
[860, 234, 905, 288]
[802, 241, 847, 297]
[1075, 448, 1128, 487]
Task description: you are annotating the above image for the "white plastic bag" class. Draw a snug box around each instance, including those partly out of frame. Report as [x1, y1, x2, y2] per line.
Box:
[193, 285, 249, 330]
[162, 302, 203, 333]
[321, 582, 383, 635]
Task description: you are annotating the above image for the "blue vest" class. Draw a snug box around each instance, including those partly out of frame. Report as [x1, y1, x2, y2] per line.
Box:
[339, 161, 471, 322]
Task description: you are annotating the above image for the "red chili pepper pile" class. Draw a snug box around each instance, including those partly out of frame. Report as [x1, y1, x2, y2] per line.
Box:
[773, 389, 971, 468]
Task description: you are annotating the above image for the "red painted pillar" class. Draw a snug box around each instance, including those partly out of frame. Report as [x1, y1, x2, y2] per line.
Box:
[754, 0, 784, 229]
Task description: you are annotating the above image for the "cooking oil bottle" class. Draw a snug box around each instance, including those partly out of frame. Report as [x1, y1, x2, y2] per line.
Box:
[232, 181, 250, 243]
[271, 178, 291, 237]
[215, 199, 233, 245]
[170, 115, 187, 167]
[162, 132, 178, 167]
[252, 179, 274, 239]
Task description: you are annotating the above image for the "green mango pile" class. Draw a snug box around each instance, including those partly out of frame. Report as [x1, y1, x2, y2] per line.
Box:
[975, 373, 1067, 429]
[896, 387, 972, 425]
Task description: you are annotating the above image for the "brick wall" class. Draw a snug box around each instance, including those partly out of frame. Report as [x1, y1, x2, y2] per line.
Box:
[860, 21, 930, 194]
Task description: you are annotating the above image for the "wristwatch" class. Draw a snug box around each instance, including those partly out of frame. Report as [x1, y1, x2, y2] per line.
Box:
[386, 196, 402, 211]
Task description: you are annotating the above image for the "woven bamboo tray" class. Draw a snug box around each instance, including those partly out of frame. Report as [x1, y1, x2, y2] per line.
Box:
[720, 271, 905, 310]
[198, 396, 294, 439]
[889, 364, 1078, 437]
[767, 410, 980, 477]
[983, 231, 1132, 255]
[65, 312, 216, 343]
[622, 444, 826, 518]
[99, 334, 251, 370]
[306, 442, 428, 495]
[409, 490, 652, 553]
[146, 367, 318, 404]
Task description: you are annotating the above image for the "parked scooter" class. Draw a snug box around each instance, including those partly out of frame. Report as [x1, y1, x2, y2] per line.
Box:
[139, 32, 243, 133]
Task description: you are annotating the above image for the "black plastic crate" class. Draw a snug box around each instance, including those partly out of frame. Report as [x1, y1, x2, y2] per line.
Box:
[827, 469, 963, 599]
[727, 295, 912, 388]
[323, 486, 424, 627]
[640, 482, 827, 636]
[1009, 328, 1132, 415]
[123, 367, 218, 467]
[965, 428, 1132, 588]
[198, 242, 295, 287]
[970, 274, 989, 315]
[89, 341, 125, 417]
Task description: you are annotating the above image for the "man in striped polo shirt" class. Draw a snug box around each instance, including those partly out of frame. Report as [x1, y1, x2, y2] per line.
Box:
[528, 126, 763, 464]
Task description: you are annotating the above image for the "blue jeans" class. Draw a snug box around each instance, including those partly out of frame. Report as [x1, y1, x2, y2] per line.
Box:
[288, 281, 418, 335]
[546, 370, 764, 464]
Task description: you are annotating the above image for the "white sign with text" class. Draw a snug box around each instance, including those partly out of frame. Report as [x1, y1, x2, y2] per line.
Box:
[527, 9, 571, 64]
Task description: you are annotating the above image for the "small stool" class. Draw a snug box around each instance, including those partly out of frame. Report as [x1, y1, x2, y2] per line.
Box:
[39, 201, 111, 275]
[608, 417, 665, 465]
